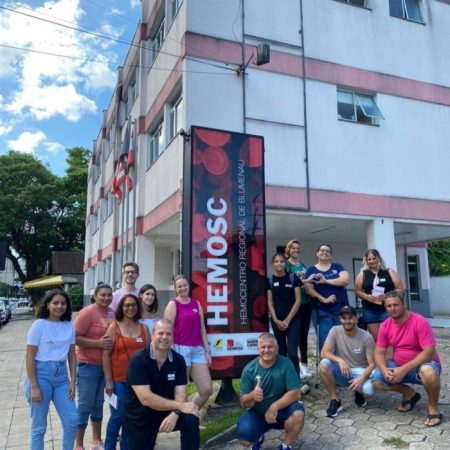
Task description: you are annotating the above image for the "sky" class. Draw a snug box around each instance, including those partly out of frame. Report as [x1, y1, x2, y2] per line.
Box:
[0, 0, 140, 176]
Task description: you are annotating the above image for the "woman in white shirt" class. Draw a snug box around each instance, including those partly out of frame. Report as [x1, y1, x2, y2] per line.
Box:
[25, 289, 78, 450]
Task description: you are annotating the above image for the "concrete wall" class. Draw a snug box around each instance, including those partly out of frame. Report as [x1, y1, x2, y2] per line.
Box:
[430, 276, 450, 315]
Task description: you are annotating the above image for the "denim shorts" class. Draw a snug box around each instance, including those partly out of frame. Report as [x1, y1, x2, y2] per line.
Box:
[236, 402, 305, 443]
[372, 359, 441, 385]
[361, 308, 389, 325]
[76, 362, 105, 428]
[320, 358, 374, 395]
[173, 345, 206, 366]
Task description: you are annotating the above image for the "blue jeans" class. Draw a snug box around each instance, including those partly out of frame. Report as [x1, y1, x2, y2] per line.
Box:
[320, 359, 375, 395]
[25, 360, 77, 450]
[372, 359, 442, 385]
[237, 402, 305, 443]
[76, 362, 105, 429]
[312, 309, 340, 353]
[105, 381, 128, 450]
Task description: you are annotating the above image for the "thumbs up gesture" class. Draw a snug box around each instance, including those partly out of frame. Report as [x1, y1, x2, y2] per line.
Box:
[253, 376, 263, 402]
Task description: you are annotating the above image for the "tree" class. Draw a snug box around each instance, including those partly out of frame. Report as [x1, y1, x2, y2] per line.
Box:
[0, 148, 90, 282]
[428, 240, 450, 276]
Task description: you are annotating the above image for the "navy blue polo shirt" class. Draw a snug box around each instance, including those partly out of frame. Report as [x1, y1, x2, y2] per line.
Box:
[124, 346, 187, 432]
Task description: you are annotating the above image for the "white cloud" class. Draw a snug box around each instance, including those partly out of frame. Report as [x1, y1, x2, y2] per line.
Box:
[44, 141, 64, 154]
[0, 0, 117, 121]
[8, 131, 46, 154]
[130, 0, 140, 9]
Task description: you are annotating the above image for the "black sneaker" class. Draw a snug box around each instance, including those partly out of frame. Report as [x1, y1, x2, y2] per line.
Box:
[326, 399, 343, 417]
[354, 391, 367, 407]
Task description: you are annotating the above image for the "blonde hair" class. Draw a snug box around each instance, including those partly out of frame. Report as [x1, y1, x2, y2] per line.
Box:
[361, 249, 386, 272]
[285, 239, 302, 259]
[173, 274, 188, 290]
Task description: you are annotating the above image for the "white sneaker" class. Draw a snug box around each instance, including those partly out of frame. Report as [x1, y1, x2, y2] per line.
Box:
[300, 364, 311, 380]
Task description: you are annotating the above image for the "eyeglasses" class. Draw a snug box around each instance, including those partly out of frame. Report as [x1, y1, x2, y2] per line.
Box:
[123, 304, 137, 309]
[124, 270, 137, 275]
[318, 248, 331, 254]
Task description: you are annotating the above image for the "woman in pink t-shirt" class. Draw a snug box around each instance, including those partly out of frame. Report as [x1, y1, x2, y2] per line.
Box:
[164, 274, 213, 408]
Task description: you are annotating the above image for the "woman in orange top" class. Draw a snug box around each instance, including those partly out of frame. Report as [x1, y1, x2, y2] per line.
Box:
[102, 294, 150, 450]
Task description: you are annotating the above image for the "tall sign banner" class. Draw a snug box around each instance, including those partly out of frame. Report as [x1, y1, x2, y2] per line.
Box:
[182, 126, 267, 378]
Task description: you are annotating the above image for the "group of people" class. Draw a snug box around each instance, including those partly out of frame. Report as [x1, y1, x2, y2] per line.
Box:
[24, 245, 443, 450]
[24, 263, 212, 450]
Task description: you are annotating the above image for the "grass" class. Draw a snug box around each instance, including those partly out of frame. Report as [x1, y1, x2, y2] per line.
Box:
[186, 379, 242, 445]
[382, 437, 409, 448]
[200, 407, 242, 445]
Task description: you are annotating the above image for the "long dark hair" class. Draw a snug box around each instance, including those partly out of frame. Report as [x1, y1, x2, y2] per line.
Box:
[36, 289, 72, 322]
[139, 284, 159, 314]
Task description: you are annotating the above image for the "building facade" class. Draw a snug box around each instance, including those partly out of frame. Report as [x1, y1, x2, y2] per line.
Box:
[84, 0, 450, 314]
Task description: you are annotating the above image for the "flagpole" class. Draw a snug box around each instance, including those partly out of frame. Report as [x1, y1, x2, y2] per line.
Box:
[131, 121, 137, 261]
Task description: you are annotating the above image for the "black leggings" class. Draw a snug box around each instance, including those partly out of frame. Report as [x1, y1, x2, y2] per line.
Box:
[299, 302, 312, 364]
[271, 314, 300, 376]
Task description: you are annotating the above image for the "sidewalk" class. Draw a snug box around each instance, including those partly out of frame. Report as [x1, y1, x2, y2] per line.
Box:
[0, 313, 448, 449]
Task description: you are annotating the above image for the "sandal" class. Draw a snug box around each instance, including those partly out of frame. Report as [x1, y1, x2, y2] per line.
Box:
[398, 392, 421, 412]
[424, 413, 442, 427]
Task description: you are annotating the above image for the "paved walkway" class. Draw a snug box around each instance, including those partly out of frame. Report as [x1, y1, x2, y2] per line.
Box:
[0, 311, 448, 449]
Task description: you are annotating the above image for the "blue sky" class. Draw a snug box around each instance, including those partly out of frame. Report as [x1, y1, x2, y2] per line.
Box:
[0, 0, 140, 176]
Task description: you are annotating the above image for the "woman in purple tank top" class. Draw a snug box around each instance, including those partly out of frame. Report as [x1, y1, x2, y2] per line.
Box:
[164, 275, 213, 409]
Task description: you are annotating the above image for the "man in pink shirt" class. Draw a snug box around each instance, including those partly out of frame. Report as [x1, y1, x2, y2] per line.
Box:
[372, 291, 442, 427]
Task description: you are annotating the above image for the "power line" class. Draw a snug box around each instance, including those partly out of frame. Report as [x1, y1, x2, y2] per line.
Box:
[0, 43, 235, 76]
[80, 0, 139, 25]
[0, 4, 237, 73]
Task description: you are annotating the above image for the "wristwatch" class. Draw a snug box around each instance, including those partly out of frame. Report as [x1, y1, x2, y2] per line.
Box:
[173, 409, 182, 416]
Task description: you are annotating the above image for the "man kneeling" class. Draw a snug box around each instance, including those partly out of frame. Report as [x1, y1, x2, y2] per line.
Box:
[319, 306, 376, 417]
[237, 333, 305, 450]
[372, 291, 442, 427]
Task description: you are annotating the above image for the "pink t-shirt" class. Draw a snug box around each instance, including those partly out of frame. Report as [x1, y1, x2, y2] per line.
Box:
[74, 304, 115, 365]
[377, 312, 441, 366]
[111, 287, 140, 311]
[173, 298, 203, 347]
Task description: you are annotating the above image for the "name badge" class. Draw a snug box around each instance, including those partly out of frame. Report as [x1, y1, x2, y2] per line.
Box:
[285, 284, 293, 288]
[379, 278, 386, 282]
[273, 282, 280, 287]
[353, 347, 362, 354]
[168, 373, 175, 381]
[136, 337, 143, 343]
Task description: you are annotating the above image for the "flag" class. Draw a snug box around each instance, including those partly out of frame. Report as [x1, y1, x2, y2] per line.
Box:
[112, 160, 126, 203]
[126, 122, 135, 192]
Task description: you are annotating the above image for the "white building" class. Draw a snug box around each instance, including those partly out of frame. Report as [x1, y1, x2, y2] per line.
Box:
[84, 0, 450, 314]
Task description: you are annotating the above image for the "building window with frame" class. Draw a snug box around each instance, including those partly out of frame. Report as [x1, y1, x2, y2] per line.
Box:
[150, 19, 165, 66]
[335, 0, 370, 7]
[168, 97, 183, 141]
[167, 0, 182, 25]
[337, 89, 384, 125]
[147, 122, 164, 168]
[389, 0, 424, 23]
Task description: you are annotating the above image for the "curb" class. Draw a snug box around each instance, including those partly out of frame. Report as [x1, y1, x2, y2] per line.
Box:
[203, 424, 237, 448]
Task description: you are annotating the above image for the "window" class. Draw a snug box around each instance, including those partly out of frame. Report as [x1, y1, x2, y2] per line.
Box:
[335, 0, 369, 7]
[147, 122, 164, 168]
[389, 0, 423, 23]
[168, 97, 183, 141]
[90, 214, 98, 235]
[167, 0, 182, 25]
[150, 20, 165, 65]
[407, 255, 421, 302]
[337, 89, 384, 125]
[102, 137, 111, 162]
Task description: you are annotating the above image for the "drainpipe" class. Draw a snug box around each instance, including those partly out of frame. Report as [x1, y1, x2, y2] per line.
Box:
[299, 0, 311, 211]
[241, 0, 247, 133]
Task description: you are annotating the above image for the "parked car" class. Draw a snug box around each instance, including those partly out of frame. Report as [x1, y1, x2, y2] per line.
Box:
[0, 300, 7, 325]
[17, 299, 29, 308]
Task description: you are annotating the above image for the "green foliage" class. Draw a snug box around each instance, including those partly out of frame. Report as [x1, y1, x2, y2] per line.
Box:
[0, 282, 11, 297]
[0, 149, 90, 283]
[428, 240, 450, 276]
[200, 407, 242, 445]
[67, 283, 84, 311]
[382, 437, 408, 448]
